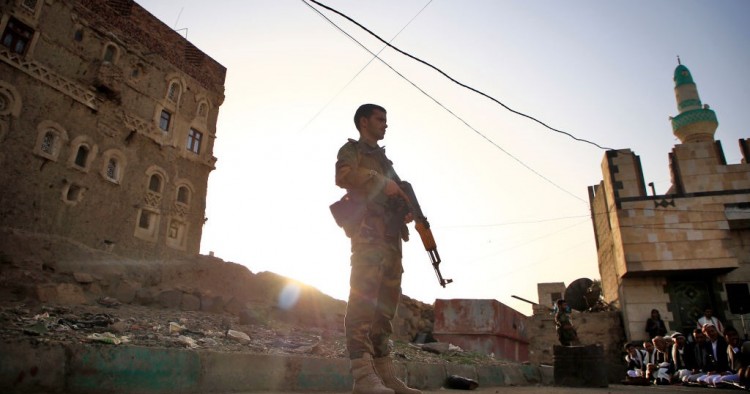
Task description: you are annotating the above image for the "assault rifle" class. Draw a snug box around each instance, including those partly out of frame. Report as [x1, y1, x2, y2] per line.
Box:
[399, 181, 452, 288]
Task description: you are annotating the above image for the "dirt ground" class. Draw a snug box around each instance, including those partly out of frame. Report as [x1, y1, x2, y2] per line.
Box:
[0, 227, 504, 367]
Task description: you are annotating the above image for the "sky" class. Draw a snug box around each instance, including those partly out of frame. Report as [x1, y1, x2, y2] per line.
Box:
[136, 0, 750, 316]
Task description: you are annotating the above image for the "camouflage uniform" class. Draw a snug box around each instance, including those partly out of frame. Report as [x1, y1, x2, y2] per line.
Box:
[335, 138, 407, 360]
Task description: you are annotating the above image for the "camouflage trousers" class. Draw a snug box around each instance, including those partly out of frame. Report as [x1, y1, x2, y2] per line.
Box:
[345, 243, 403, 360]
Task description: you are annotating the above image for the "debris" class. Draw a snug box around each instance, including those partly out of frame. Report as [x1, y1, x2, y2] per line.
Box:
[177, 335, 198, 348]
[87, 332, 128, 345]
[227, 329, 251, 344]
[169, 322, 186, 335]
[97, 297, 120, 308]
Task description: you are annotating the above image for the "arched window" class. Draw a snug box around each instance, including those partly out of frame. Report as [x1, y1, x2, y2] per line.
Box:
[167, 81, 180, 102]
[198, 102, 208, 118]
[103, 43, 117, 63]
[41, 131, 56, 154]
[34, 122, 68, 161]
[148, 174, 162, 193]
[100, 149, 126, 184]
[106, 158, 118, 179]
[74, 145, 89, 167]
[177, 186, 190, 205]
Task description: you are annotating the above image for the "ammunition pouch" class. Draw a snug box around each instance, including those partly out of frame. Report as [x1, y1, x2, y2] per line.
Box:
[330, 194, 366, 238]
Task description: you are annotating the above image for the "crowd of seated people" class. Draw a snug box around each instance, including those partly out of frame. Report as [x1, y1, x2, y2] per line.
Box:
[623, 321, 749, 389]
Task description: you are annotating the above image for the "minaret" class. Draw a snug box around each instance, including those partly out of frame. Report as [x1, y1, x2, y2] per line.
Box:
[670, 60, 718, 143]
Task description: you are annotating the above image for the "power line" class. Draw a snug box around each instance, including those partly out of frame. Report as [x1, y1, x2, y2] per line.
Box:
[302, 0, 588, 204]
[307, 0, 613, 151]
[298, 0, 433, 133]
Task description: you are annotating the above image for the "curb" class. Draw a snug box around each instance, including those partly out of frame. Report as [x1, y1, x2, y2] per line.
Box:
[1, 340, 553, 393]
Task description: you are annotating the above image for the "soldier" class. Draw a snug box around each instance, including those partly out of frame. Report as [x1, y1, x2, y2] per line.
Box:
[334, 104, 419, 394]
[554, 299, 579, 346]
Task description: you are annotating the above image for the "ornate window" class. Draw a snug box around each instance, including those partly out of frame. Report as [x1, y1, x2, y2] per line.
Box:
[41, 131, 56, 154]
[198, 102, 208, 118]
[100, 149, 126, 184]
[187, 128, 202, 154]
[1, 17, 34, 55]
[33, 121, 68, 161]
[167, 81, 181, 102]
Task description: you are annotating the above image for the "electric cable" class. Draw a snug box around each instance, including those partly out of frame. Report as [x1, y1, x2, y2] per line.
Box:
[298, 0, 433, 133]
[306, 0, 613, 150]
[302, 0, 588, 204]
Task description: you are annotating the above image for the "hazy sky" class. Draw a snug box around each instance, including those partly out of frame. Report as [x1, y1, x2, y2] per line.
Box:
[136, 0, 750, 315]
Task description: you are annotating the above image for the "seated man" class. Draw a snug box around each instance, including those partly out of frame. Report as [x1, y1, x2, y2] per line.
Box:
[696, 323, 730, 386]
[624, 343, 646, 378]
[648, 336, 674, 385]
[683, 328, 709, 384]
[670, 332, 693, 382]
[714, 327, 744, 387]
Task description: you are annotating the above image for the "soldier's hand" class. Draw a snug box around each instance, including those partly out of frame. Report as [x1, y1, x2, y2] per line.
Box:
[384, 179, 410, 202]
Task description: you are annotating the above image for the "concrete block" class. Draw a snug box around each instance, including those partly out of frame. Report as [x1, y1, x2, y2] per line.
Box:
[445, 363, 477, 381]
[500, 364, 527, 385]
[0, 341, 66, 393]
[289, 356, 352, 392]
[475, 364, 505, 386]
[67, 344, 200, 393]
[199, 352, 287, 392]
[405, 361, 446, 389]
[540, 364, 554, 385]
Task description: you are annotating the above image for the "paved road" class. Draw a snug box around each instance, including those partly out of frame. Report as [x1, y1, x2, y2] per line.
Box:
[237, 383, 713, 394]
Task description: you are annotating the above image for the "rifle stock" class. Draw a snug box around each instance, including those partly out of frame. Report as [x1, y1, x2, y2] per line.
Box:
[400, 181, 452, 288]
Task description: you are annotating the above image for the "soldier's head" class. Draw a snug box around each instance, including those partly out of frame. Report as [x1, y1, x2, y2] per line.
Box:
[651, 309, 661, 319]
[354, 104, 387, 139]
[643, 340, 654, 352]
[703, 307, 713, 318]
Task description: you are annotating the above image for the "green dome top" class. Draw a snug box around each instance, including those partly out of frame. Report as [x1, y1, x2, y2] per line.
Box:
[674, 65, 695, 87]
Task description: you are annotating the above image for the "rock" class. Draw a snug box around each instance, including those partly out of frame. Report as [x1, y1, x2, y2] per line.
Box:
[134, 288, 156, 305]
[200, 295, 225, 313]
[422, 342, 451, 355]
[158, 290, 183, 309]
[73, 272, 94, 284]
[227, 329, 251, 344]
[181, 294, 200, 311]
[113, 281, 139, 304]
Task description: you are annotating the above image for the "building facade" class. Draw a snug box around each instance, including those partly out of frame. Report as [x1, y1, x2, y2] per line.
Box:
[589, 63, 750, 341]
[0, 0, 226, 258]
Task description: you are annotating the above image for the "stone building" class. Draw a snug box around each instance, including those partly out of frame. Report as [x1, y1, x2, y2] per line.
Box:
[588, 63, 750, 341]
[0, 0, 226, 259]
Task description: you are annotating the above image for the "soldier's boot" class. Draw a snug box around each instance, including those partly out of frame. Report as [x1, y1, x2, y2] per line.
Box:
[373, 356, 422, 394]
[351, 354, 394, 394]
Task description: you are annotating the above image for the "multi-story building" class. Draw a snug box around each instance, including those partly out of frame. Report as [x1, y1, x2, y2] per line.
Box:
[0, 0, 226, 258]
[589, 63, 750, 341]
